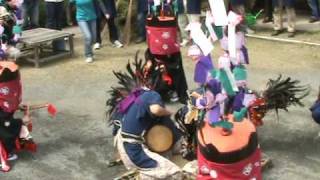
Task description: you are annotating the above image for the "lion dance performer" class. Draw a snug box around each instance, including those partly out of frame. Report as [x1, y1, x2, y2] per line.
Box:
[107, 53, 185, 179]
[0, 61, 36, 172]
[144, 0, 188, 103]
[175, 6, 309, 179]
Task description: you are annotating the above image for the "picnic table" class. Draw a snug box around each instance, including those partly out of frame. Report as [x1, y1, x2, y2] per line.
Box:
[19, 28, 75, 68]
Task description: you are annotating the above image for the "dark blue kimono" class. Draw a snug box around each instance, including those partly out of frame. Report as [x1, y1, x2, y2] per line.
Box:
[311, 101, 320, 124]
[121, 90, 181, 168]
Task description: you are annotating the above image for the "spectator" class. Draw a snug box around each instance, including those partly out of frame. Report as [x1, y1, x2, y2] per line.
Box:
[263, 0, 273, 23]
[177, 0, 189, 47]
[65, 0, 73, 26]
[135, 0, 148, 44]
[186, 0, 201, 23]
[70, 0, 109, 63]
[21, 0, 39, 30]
[271, 0, 296, 37]
[308, 0, 320, 23]
[45, 0, 66, 51]
[93, 0, 123, 49]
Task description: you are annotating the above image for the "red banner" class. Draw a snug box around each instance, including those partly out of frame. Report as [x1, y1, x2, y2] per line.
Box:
[146, 26, 180, 55]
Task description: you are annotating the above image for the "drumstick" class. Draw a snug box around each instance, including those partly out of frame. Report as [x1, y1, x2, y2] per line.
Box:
[19, 103, 57, 117]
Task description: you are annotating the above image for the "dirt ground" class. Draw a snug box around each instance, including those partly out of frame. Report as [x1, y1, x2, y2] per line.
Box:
[0, 27, 320, 180]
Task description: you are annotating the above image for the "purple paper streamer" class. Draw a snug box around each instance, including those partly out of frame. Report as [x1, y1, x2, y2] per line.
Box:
[208, 106, 221, 124]
[241, 46, 249, 64]
[194, 55, 214, 84]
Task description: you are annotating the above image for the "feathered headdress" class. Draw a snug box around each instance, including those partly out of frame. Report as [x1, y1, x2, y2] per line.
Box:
[106, 51, 157, 119]
[263, 75, 310, 111]
[249, 75, 310, 126]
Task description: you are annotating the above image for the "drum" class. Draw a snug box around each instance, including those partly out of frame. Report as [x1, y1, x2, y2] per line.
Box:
[145, 124, 174, 153]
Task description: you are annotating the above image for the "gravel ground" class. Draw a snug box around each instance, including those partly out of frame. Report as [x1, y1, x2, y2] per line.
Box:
[0, 27, 320, 180]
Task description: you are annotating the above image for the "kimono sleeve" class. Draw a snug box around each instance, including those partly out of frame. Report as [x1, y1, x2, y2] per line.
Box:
[145, 91, 164, 116]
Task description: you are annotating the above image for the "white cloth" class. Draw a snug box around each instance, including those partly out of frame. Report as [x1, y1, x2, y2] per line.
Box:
[115, 131, 183, 180]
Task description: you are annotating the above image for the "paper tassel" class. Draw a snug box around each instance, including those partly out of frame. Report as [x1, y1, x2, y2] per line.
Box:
[0, 25, 4, 35]
[241, 46, 249, 64]
[194, 55, 214, 84]
[1, 43, 7, 51]
[232, 89, 245, 111]
[228, 25, 237, 65]
[0, 49, 6, 59]
[218, 69, 236, 96]
[213, 26, 223, 40]
[208, 0, 228, 26]
[13, 34, 20, 42]
[210, 69, 218, 78]
[211, 120, 234, 130]
[228, 11, 243, 65]
[218, 54, 231, 69]
[205, 11, 218, 42]
[208, 106, 221, 124]
[233, 65, 247, 81]
[187, 22, 214, 56]
[154, 0, 161, 6]
[188, 45, 202, 57]
[207, 79, 222, 96]
[224, 67, 239, 92]
[13, 25, 22, 34]
[228, 11, 243, 26]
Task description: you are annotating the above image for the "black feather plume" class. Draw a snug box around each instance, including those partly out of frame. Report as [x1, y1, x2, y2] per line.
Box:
[106, 51, 158, 120]
[263, 75, 310, 115]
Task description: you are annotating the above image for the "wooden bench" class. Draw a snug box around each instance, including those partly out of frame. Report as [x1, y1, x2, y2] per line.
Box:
[19, 28, 75, 68]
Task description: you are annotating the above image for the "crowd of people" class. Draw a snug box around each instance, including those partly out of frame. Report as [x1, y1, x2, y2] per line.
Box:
[22, 0, 124, 63]
[13, 0, 320, 63]
[132, 0, 320, 42]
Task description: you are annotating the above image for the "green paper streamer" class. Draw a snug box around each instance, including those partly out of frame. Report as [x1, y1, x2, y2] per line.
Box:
[211, 120, 234, 130]
[173, 0, 178, 15]
[213, 26, 223, 40]
[210, 69, 218, 79]
[152, 5, 157, 16]
[198, 109, 206, 122]
[219, 69, 236, 96]
[233, 107, 248, 122]
[233, 65, 247, 81]
[12, 25, 22, 34]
